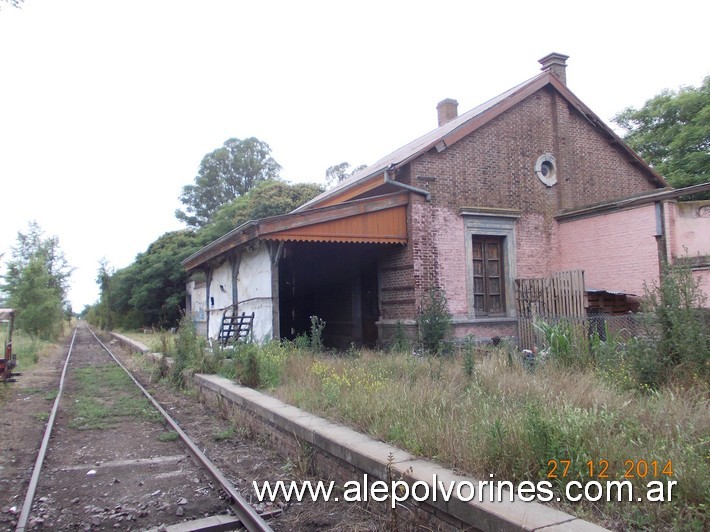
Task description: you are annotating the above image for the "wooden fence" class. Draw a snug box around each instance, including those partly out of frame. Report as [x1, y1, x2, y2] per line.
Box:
[515, 270, 586, 349]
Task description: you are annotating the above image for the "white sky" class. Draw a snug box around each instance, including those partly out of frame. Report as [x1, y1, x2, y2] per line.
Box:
[1, 0, 708, 311]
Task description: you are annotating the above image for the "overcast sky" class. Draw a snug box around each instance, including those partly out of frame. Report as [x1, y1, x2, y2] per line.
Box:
[1, 0, 708, 311]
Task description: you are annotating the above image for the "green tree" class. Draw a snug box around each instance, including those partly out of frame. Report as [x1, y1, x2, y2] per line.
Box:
[1, 222, 72, 339]
[325, 162, 367, 188]
[202, 180, 324, 242]
[95, 258, 113, 330]
[613, 77, 710, 190]
[176, 137, 282, 227]
[110, 230, 203, 328]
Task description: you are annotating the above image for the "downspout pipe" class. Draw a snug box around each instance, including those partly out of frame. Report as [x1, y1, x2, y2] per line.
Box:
[654, 201, 668, 267]
[384, 164, 431, 201]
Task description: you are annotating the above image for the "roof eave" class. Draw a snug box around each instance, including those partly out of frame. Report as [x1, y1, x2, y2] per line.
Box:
[556, 182, 710, 221]
[544, 75, 668, 189]
[181, 221, 259, 271]
[182, 192, 411, 271]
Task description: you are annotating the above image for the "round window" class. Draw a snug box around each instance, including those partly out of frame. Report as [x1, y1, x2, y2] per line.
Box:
[535, 154, 557, 187]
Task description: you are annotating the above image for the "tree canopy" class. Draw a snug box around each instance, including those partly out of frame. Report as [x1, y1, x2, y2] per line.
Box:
[0, 222, 72, 339]
[88, 230, 203, 330]
[325, 162, 367, 188]
[613, 77, 710, 190]
[88, 181, 323, 330]
[202, 180, 324, 242]
[176, 137, 282, 227]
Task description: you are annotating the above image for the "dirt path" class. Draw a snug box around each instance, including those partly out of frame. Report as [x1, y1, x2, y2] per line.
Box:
[0, 332, 66, 529]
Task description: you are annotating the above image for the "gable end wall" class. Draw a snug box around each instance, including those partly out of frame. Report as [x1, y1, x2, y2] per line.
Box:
[379, 86, 662, 338]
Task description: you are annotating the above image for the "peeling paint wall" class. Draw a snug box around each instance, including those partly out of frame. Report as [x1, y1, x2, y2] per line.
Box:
[667, 200, 710, 304]
[668, 201, 710, 259]
[556, 200, 710, 306]
[236, 242, 274, 341]
[186, 280, 207, 336]
[207, 261, 235, 339]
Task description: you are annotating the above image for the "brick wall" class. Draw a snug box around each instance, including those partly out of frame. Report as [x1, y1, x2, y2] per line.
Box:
[377, 84, 662, 339]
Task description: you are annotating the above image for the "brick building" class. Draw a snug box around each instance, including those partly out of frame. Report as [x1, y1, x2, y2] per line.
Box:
[183, 53, 709, 347]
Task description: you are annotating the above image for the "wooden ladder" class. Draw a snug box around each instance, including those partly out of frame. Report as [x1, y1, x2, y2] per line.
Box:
[218, 311, 255, 345]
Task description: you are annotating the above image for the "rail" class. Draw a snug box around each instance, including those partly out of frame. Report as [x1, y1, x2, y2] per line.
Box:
[15, 325, 273, 532]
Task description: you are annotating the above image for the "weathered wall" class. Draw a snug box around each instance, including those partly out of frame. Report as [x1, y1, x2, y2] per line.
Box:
[377, 86, 662, 341]
[555, 204, 660, 296]
[186, 280, 208, 336]
[667, 200, 710, 305]
[667, 201, 710, 259]
[236, 242, 273, 341]
[207, 260, 235, 339]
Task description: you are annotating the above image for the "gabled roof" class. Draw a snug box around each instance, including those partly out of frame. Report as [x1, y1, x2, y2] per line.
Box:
[296, 70, 667, 212]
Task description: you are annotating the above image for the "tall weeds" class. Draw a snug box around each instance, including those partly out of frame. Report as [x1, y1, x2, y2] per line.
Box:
[272, 348, 708, 530]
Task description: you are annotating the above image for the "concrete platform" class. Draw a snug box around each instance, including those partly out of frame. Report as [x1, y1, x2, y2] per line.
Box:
[111, 332, 608, 531]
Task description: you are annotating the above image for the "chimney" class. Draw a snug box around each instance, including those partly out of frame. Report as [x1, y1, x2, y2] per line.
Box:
[538, 52, 569, 85]
[437, 98, 458, 126]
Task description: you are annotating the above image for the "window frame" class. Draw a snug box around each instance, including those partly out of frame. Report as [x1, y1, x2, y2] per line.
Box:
[461, 209, 519, 320]
[472, 235, 506, 316]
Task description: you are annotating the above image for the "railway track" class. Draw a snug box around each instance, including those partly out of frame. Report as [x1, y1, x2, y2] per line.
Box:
[14, 323, 273, 532]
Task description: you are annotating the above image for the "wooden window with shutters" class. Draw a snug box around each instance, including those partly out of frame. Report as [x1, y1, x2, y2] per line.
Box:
[471, 236, 505, 315]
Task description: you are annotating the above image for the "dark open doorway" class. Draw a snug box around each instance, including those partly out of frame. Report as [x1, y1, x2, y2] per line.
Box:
[278, 242, 382, 349]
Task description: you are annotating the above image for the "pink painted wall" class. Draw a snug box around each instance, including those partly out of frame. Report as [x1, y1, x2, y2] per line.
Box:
[556, 204, 660, 297]
[516, 213, 553, 279]
[427, 205, 468, 316]
[667, 201, 710, 258]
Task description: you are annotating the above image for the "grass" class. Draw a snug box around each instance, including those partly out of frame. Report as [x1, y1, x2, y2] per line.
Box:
[212, 425, 236, 441]
[158, 430, 179, 442]
[9, 330, 52, 372]
[266, 348, 708, 531]
[136, 316, 707, 530]
[33, 411, 50, 422]
[70, 365, 160, 429]
[119, 330, 169, 353]
[0, 330, 53, 402]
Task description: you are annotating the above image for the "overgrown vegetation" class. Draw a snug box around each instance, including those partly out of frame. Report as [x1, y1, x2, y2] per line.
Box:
[70, 365, 160, 429]
[416, 288, 452, 355]
[129, 264, 708, 530]
[151, 315, 301, 390]
[639, 261, 709, 386]
[532, 261, 709, 391]
[270, 348, 707, 530]
[0, 330, 52, 401]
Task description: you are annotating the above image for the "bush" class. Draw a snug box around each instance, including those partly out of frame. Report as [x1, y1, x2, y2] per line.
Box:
[169, 315, 208, 387]
[533, 319, 592, 369]
[417, 289, 452, 355]
[309, 315, 326, 351]
[632, 261, 709, 387]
